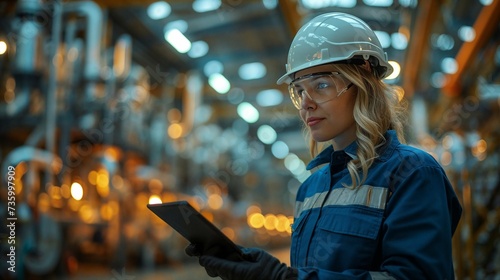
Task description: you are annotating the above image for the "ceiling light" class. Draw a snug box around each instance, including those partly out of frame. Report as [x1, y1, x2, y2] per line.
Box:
[203, 60, 224, 76]
[237, 102, 259, 123]
[458, 26, 475, 42]
[399, 0, 418, 8]
[0, 41, 7, 55]
[430, 72, 446, 88]
[262, 0, 278, 9]
[238, 62, 267, 80]
[271, 141, 289, 159]
[147, 1, 171, 20]
[391, 32, 408, 50]
[208, 73, 231, 94]
[256, 89, 283, 107]
[257, 125, 277, 144]
[432, 34, 454, 51]
[71, 182, 83, 201]
[301, 0, 356, 9]
[301, 0, 331, 9]
[336, 0, 356, 7]
[193, 0, 221, 13]
[363, 0, 393, 6]
[385, 61, 401, 80]
[164, 20, 188, 33]
[148, 195, 162, 204]
[164, 29, 191, 53]
[374, 31, 391, 48]
[284, 153, 301, 171]
[441, 57, 458, 74]
[188, 41, 209, 58]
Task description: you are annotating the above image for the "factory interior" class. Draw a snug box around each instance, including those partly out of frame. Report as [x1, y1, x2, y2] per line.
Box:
[0, 0, 499, 279]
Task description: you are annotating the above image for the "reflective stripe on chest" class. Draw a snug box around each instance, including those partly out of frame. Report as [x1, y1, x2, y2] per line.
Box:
[295, 185, 388, 218]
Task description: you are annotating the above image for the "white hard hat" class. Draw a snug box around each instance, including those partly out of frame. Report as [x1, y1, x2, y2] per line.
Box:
[277, 12, 393, 84]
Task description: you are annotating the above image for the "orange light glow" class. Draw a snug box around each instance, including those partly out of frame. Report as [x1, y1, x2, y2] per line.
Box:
[248, 213, 265, 229]
[207, 194, 223, 210]
[71, 182, 83, 200]
[168, 123, 183, 139]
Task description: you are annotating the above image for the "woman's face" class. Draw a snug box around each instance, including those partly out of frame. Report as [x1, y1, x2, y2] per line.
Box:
[294, 64, 357, 150]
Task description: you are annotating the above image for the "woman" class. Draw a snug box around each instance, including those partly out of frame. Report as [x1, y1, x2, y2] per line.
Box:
[187, 12, 462, 280]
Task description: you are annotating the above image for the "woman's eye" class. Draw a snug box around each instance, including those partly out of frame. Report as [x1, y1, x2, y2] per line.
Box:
[315, 81, 331, 90]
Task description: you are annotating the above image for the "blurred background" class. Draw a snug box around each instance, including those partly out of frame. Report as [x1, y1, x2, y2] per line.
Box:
[0, 0, 498, 279]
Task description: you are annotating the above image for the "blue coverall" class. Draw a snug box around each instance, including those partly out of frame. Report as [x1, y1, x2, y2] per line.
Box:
[291, 130, 462, 280]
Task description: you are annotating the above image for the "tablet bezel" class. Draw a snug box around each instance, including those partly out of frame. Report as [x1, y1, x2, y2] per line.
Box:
[147, 201, 244, 260]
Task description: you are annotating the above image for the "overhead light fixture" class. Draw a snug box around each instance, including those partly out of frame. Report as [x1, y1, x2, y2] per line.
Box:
[256, 89, 283, 107]
[262, 0, 278, 9]
[257, 125, 277, 144]
[271, 141, 289, 159]
[203, 60, 224, 76]
[284, 153, 302, 173]
[147, 1, 171, 20]
[70, 182, 84, 200]
[208, 73, 231, 94]
[238, 62, 267, 80]
[432, 34, 455, 51]
[193, 0, 221, 12]
[0, 41, 7, 55]
[301, 0, 356, 8]
[237, 102, 259, 123]
[148, 195, 162, 204]
[458, 26, 476, 42]
[385, 61, 401, 80]
[188, 40, 209, 58]
[430, 72, 446, 88]
[165, 20, 188, 33]
[164, 28, 191, 53]
[374, 31, 391, 49]
[363, 0, 393, 7]
[399, 0, 418, 8]
[441, 57, 458, 74]
[391, 32, 408, 50]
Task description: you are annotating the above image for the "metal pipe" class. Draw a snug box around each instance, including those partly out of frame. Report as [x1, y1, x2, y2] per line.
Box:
[63, 0, 103, 104]
[1, 146, 62, 193]
[43, 0, 62, 189]
[0, 0, 44, 117]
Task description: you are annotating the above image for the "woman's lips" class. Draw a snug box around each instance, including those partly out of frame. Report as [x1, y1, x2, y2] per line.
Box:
[307, 117, 323, 127]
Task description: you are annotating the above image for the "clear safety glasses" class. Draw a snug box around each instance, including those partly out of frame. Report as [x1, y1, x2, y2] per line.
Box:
[288, 72, 354, 110]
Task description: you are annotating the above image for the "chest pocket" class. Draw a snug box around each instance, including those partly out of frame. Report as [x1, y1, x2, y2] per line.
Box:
[318, 206, 383, 239]
[291, 213, 307, 234]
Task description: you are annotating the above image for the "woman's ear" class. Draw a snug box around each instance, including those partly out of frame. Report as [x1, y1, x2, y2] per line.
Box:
[360, 60, 372, 72]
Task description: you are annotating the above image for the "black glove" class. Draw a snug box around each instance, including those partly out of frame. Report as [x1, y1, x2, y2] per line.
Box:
[197, 247, 297, 280]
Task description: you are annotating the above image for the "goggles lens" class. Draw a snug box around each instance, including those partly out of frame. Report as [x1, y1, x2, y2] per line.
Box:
[288, 72, 352, 109]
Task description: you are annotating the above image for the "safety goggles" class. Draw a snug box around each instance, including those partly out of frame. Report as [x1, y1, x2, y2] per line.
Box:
[288, 72, 354, 110]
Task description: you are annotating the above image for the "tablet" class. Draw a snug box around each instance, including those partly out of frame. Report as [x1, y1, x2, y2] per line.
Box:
[147, 201, 244, 261]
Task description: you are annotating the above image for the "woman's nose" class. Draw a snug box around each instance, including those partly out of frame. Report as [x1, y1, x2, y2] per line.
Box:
[301, 94, 317, 110]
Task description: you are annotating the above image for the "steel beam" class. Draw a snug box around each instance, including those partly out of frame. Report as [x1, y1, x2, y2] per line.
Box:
[442, 0, 500, 96]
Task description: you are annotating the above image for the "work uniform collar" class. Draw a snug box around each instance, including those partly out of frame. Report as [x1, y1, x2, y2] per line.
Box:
[306, 130, 399, 170]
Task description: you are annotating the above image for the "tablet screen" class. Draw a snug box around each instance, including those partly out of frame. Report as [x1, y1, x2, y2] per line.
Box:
[147, 201, 244, 260]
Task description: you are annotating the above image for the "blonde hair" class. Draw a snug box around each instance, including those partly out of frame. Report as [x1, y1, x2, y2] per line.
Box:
[306, 63, 408, 188]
